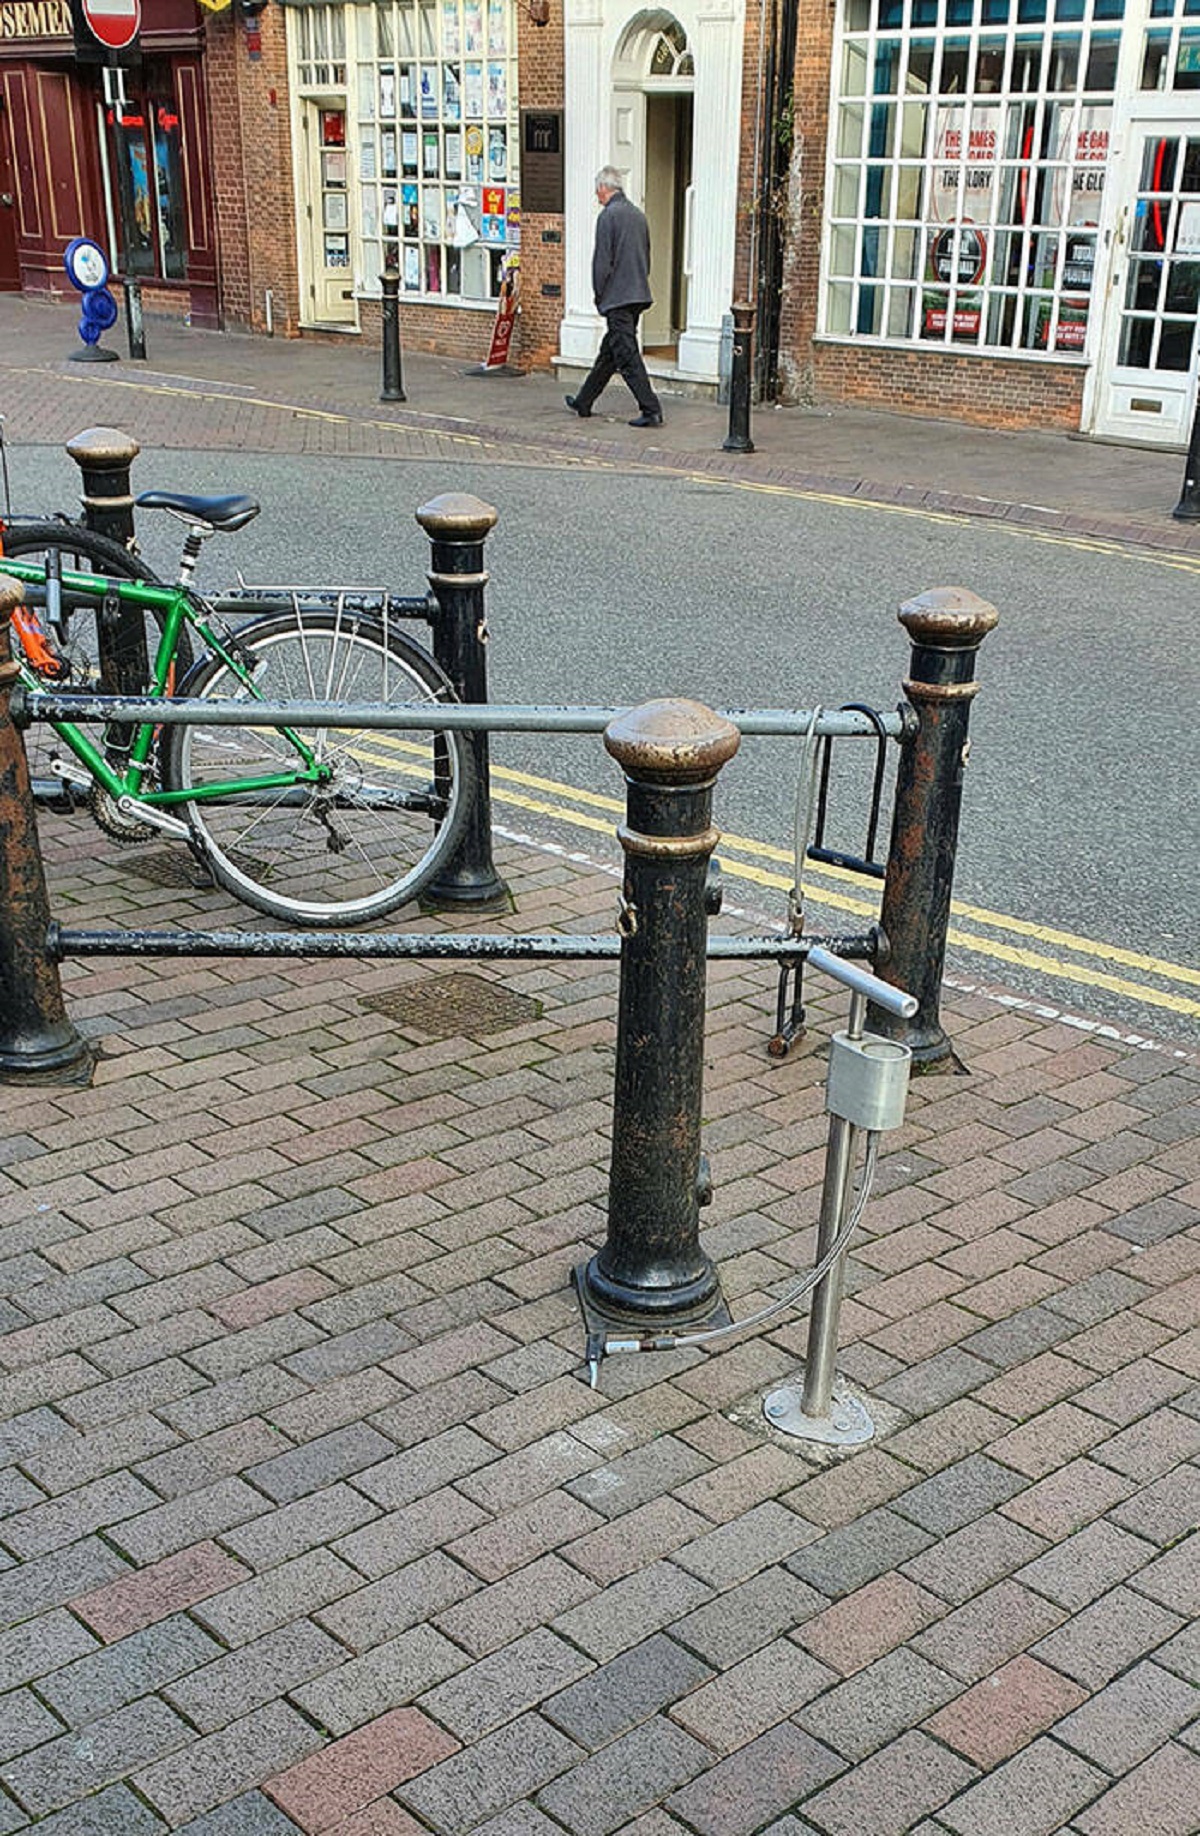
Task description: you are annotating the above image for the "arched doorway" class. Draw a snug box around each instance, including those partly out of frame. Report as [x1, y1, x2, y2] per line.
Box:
[611, 13, 693, 359]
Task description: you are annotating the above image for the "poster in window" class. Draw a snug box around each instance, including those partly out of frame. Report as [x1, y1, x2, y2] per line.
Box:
[482, 186, 505, 242]
[360, 133, 377, 180]
[426, 244, 442, 291]
[445, 129, 463, 180]
[444, 64, 462, 121]
[423, 188, 442, 239]
[922, 103, 995, 340]
[488, 126, 506, 180]
[324, 190, 348, 232]
[321, 110, 346, 147]
[324, 235, 350, 268]
[382, 189, 399, 231]
[420, 66, 438, 117]
[464, 63, 483, 117]
[322, 151, 347, 186]
[465, 0, 482, 52]
[404, 244, 420, 289]
[402, 130, 419, 175]
[382, 128, 397, 178]
[465, 124, 485, 183]
[488, 0, 505, 52]
[361, 185, 378, 237]
[506, 188, 520, 245]
[423, 130, 440, 176]
[400, 67, 415, 117]
[442, 0, 460, 55]
[379, 70, 396, 119]
[402, 183, 419, 235]
[487, 63, 506, 118]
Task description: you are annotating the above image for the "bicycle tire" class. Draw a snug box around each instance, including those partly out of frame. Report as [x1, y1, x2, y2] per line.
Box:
[0, 522, 193, 788]
[161, 607, 476, 927]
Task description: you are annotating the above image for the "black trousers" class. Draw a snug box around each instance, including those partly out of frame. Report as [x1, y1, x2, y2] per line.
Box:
[575, 306, 661, 416]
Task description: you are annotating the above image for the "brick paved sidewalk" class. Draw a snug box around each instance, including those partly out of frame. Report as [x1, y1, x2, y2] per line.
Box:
[0, 808, 1196, 1835]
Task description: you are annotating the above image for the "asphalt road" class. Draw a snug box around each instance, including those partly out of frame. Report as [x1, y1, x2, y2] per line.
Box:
[11, 443, 1199, 1048]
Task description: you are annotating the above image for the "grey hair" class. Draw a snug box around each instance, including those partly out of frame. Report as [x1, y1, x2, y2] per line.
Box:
[595, 166, 624, 192]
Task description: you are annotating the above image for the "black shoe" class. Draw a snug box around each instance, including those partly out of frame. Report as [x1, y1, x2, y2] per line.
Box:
[565, 395, 592, 418]
[628, 412, 663, 428]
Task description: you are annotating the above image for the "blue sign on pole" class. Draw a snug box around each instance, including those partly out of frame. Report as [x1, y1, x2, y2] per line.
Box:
[63, 238, 120, 363]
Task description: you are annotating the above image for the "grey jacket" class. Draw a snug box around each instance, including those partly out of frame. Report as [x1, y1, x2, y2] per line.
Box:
[592, 190, 652, 315]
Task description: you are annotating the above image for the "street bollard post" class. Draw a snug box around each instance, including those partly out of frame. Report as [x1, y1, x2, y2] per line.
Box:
[414, 494, 510, 909]
[65, 427, 150, 754]
[123, 278, 147, 362]
[575, 699, 741, 1337]
[379, 267, 407, 403]
[0, 578, 94, 1085]
[870, 587, 998, 1067]
[1173, 382, 1200, 521]
[722, 302, 756, 455]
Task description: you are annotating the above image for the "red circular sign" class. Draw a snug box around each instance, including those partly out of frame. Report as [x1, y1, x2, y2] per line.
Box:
[82, 0, 142, 51]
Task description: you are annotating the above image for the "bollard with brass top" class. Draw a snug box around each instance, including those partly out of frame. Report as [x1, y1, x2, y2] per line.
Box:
[66, 426, 141, 549]
[871, 587, 999, 1068]
[0, 579, 93, 1085]
[415, 493, 510, 910]
[576, 698, 740, 1333]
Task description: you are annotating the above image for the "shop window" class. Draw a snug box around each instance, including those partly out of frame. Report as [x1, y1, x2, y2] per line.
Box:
[293, 0, 519, 305]
[108, 80, 188, 284]
[824, 0, 1121, 359]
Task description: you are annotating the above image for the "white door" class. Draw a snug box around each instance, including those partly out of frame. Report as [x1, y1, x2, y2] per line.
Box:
[302, 100, 357, 327]
[1093, 120, 1200, 444]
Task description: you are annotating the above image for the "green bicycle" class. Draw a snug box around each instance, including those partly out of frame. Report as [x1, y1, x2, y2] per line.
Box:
[0, 491, 474, 927]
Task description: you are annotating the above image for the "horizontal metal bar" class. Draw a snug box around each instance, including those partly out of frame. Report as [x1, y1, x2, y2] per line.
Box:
[21, 691, 907, 741]
[807, 944, 917, 1019]
[50, 925, 879, 964]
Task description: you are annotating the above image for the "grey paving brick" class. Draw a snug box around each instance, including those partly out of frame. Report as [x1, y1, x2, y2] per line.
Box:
[421, 1628, 594, 1741]
[158, 1368, 307, 1440]
[333, 1486, 488, 1579]
[163, 1620, 346, 1733]
[1103, 1198, 1200, 1245]
[457, 1433, 601, 1515]
[786, 1507, 936, 1600]
[221, 1482, 380, 1570]
[0, 1788, 25, 1833]
[37, 1616, 223, 1725]
[242, 1423, 395, 1504]
[173, 1793, 302, 1835]
[191, 1550, 361, 1647]
[315, 1550, 478, 1651]
[186, 1317, 325, 1383]
[801, 1730, 977, 1836]
[937, 1737, 1108, 1836]
[1054, 1660, 1198, 1772]
[290, 1624, 467, 1734]
[1015, 1520, 1156, 1612]
[88, 1312, 222, 1377]
[107, 1478, 266, 1564]
[875, 1348, 995, 1415]
[0, 1472, 44, 1520]
[0, 1405, 78, 1470]
[1107, 1466, 1200, 1546]
[1030, 1585, 1184, 1687]
[0, 1612, 99, 1690]
[434, 1551, 596, 1657]
[795, 1648, 964, 1762]
[553, 1561, 713, 1663]
[538, 1716, 711, 1836]
[0, 1689, 66, 1758]
[893, 1455, 1029, 1535]
[13, 1781, 165, 1833]
[133, 1421, 290, 1500]
[962, 1307, 1076, 1370]
[899, 1512, 1048, 1607]
[16, 1260, 148, 1321]
[280, 1319, 411, 1384]
[566, 1437, 712, 1520]
[60, 1360, 207, 1432]
[671, 1641, 837, 1753]
[133, 1701, 324, 1826]
[674, 1500, 821, 1589]
[0, 1695, 192, 1815]
[544, 1634, 713, 1750]
[354, 1425, 498, 1509]
[1, 1473, 159, 1557]
[397, 1711, 583, 1835]
[446, 1488, 602, 1584]
[670, 1568, 826, 1668]
[667, 1724, 845, 1836]
[0, 1539, 127, 1631]
[912, 1579, 1066, 1684]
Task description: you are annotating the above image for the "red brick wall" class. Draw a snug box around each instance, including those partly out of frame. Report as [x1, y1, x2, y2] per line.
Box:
[510, 9, 564, 371]
[813, 343, 1085, 430]
[207, 6, 298, 334]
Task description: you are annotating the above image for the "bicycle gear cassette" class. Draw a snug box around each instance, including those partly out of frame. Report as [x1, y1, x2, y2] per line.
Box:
[88, 782, 157, 844]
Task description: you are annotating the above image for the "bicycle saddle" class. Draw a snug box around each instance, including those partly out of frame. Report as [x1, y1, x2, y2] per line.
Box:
[136, 491, 261, 532]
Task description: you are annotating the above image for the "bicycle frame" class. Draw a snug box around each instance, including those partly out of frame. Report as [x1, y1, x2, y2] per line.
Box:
[0, 558, 321, 808]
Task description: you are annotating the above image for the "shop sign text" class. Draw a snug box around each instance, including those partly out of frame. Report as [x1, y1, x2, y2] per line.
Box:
[0, 0, 71, 39]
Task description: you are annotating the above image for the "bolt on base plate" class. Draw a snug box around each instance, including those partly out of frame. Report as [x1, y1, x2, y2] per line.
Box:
[762, 1374, 875, 1447]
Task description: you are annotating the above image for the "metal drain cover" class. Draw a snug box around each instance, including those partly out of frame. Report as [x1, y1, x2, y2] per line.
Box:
[361, 972, 543, 1037]
[126, 848, 213, 890]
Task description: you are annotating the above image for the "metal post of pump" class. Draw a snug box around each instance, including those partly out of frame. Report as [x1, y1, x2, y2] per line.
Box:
[379, 267, 407, 403]
[722, 301, 756, 455]
[0, 581, 94, 1086]
[575, 699, 741, 1337]
[415, 494, 510, 908]
[870, 587, 998, 1067]
[764, 946, 915, 1447]
[123, 278, 147, 361]
[65, 427, 150, 750]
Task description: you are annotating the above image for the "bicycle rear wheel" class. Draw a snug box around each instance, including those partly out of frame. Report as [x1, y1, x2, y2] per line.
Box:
[0, 522, 191, 796]
[162, 608, 476, 926]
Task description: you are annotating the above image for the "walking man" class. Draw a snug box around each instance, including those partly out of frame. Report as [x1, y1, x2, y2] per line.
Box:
[566, 167, 663, 428]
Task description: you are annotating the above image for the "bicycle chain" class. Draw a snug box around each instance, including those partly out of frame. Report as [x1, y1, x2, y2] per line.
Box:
[87, 781, 157, 845]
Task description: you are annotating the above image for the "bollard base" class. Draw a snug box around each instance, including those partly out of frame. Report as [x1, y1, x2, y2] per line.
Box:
[69, 347, 120, 364]
[763, 1375, 875, 1447]
[380, 389, 408, 404]
[572, 1256, 730, 1334]
[0, 1032, 95, 1088]
[420, 875, 513, 915]
[721, 436, 756, 455]
[1172, 494, 1200, 522]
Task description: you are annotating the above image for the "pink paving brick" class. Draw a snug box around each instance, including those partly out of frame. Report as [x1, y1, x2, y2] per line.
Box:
[72, 1541, 252, 1642]
[265, 1709, 460, 1832]
[798, 1575, 945, 1676]
[924, 1656, 1088, 1767]
[208, 1270, 338, 1330]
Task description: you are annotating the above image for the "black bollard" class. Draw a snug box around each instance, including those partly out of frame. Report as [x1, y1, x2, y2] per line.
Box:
[1173, 383, 1200, 521]
[414, 494, 510, 909]
[722, 301, 756, 455]
[123, 278, 147, 362]
[379, 267, 407, 403]
[576, 698, 740, 1330]
[0, 579, 94, 1085]
[65, 428, 150, 755]
[870, 588, 998, 1068]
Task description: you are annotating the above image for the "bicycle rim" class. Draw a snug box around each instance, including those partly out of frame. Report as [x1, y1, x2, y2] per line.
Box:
[165, 609, 474, 925]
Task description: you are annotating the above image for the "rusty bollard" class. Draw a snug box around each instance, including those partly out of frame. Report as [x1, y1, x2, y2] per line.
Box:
[415, 494, 511, 911]
[66, 428, 150, 747]
[0, 579, 93, 1085]
[870, 588, 998, 1068]
[575, 699, 740, 1341]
